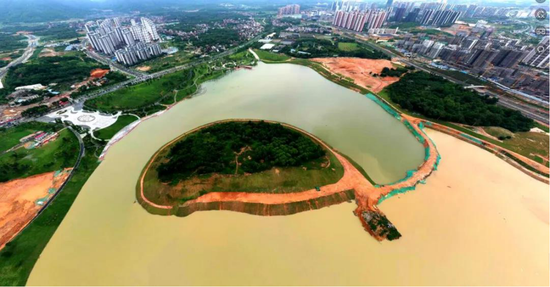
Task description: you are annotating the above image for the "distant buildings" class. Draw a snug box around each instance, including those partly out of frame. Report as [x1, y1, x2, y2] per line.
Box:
[522, 37, 550, 69]
[332, 9, 388, 32]
[85, 17, 162, 66]
[278, 4, 300, 17]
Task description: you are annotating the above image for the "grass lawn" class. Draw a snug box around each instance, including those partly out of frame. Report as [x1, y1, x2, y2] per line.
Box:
[0, 137, 101, 286]
[85, 70, 193, 112]
[484, 126, 514, 140]
[0, 122, 55, 153]
[338, 42, 359, 51]
[94, 115, 138, 140]
[254, 49, 290, 62]
[138, 51, 193, 74]
[0, 128, 79, 182]
[502, 132, 549, 159]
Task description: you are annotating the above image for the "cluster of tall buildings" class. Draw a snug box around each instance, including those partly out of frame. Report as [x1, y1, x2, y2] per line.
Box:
[332, 9, 388, 32]
[418, 9, 461, 27]
[386, 1, 462, 27]
[278, 4, 300, 17]
[395, 32, 549, 101]
[522, 37, 550, 69]
[85, 17, 162, 66]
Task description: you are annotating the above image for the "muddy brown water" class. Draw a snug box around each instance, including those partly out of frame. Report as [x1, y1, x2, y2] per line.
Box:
[28, 63, 548, 285]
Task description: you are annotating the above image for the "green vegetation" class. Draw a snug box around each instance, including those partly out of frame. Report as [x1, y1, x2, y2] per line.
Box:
[143, 121, 344, 206]
[31, 25, 79, 42]
[21, 105, 50, 117]
[1, 52, 106, 102]
[253, 49, 290, 62]
[279, 38, 389, 60]
[378, 66, 414, 77]
[534, 121, 550, 133]
[86, 63, 227, 113]
[388, 22, 420, 29]
[386, 72, 534, 132]
[0, 33, 26, 52]
[70, 71, 128, 100]
[158, 121, 326, 181]
[408, 28, 453, 37]
[86, 70, 193, 112]
[192, 28, 241, 47]
[337, 42, 359, 51]
[435, 69, 486, 85]
[0, 127, 79, 182]
[0, 136, 102, 286]
[0, 122, 56, 153]
[94, 115, 138, 140]
[484, 126, 515, 140]
[136, 38, 193, 73]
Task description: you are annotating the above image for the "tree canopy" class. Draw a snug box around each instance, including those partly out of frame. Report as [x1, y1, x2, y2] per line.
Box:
[386, 72, 534, 132]
[157, 121, 326, 182]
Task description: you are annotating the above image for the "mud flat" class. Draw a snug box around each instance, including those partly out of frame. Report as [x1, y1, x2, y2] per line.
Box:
[28, 130, 548, 285]
[27, 63, 547, 285]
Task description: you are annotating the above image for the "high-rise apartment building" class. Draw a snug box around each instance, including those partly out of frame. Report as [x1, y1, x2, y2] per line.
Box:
[332, 9, 388, 32]
[278, 4, 300, 17]
[86, 17, 162, 65]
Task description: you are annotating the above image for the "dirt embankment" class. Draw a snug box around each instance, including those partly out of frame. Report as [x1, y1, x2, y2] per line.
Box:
[312, 57, 401, 93]
[0, 169, 71, 250]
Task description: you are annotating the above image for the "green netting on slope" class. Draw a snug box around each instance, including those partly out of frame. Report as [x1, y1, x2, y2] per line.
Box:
[365, 93, 401, 120]
[48, 188, 56, 194]
[35, 196, 49, 206]
[377, 121, 443, 205]
[377, 185, 416, 204]
[54, 170, 62, 177]
[403, 120, 425, 145]
[460, 133, 484, 145]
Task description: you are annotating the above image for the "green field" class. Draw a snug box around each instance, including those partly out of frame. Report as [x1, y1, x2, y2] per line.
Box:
[253, 49, 290, 62]
[484, 126, 515, 140]
[0, 128, 79, 182]
[85, 70, 193, 112]
[0, 33, 27, 53]
[337, 42, 359, 51]
[94, 115, 138, 140]
[0, 122, 55, 153]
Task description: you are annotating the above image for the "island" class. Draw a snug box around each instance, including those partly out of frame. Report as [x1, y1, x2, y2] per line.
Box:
[137, 119, 441, 241]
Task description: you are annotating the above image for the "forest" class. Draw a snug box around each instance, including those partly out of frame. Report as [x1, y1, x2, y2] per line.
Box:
[0, 33, 27, 52]
[157, 121, 326, 182]
[386, 72, 534, 132]
[377, 66, 414, 77]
